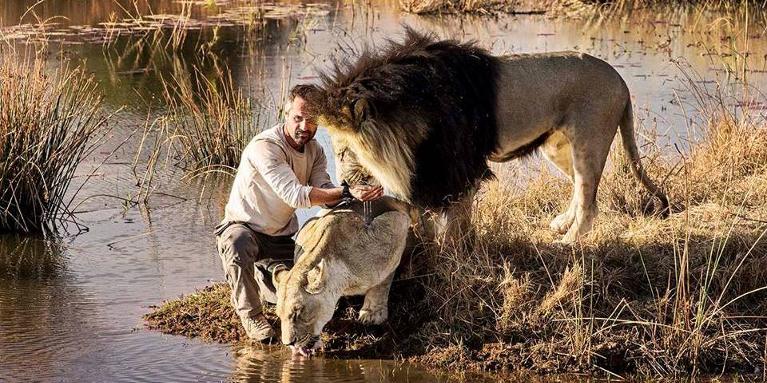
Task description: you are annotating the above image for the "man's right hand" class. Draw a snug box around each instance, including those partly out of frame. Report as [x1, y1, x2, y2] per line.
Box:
[350, 185, 384, 201]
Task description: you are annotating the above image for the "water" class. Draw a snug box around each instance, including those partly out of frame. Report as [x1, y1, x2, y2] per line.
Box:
[1, 0, 766, 381]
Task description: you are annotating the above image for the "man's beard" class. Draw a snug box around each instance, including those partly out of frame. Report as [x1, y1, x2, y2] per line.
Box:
[294, 130, 312, 144]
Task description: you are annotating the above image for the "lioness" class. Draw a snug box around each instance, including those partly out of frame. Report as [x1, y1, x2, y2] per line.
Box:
[309, 28, 669, 243]
[273, 197, 411, 356]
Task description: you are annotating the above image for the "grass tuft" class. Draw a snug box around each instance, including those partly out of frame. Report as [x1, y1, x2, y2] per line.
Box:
[0, 48, 110, 233]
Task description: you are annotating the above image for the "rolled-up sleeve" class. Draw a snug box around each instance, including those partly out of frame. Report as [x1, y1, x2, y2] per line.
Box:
[309, 146, 335, 189]
[251, 141, 313, 209]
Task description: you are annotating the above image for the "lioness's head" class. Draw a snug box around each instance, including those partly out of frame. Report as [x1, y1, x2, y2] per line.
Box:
[273, 257, 334, 357]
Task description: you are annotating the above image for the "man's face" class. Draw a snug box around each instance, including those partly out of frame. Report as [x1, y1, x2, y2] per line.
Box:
[285, 96, 318, 148]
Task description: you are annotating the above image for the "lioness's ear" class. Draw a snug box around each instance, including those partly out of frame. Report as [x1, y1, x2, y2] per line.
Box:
[350, 98, 368, 125]
[304, 259, 328, 294]
[273, 267, 288, 285]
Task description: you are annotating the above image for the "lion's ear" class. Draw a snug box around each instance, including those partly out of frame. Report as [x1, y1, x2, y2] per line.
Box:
[304, 259, 328, 294]
[350, 98, 369, 125]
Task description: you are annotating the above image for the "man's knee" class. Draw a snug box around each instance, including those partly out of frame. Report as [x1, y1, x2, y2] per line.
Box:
[217, 225, 260, 266]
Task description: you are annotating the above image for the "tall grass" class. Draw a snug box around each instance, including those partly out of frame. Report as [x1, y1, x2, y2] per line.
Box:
[0, 49, 110, 233]
[131, 64, 270, 201]
[160, 67, 260, 174]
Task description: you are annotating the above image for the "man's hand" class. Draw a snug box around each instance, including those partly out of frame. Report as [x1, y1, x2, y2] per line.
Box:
[350, 184, 384, 201]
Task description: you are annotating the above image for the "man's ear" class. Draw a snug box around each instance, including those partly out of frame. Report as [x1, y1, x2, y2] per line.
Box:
[304, 259, 328, 294]
[350, 98, 368, 125]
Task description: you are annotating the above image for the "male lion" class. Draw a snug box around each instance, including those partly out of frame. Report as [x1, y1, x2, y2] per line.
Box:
[273, 197, 412, 357]
[310, 28, 670, 243]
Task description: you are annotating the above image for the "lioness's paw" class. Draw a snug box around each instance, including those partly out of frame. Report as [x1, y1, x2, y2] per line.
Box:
[358, 307, 388, 325]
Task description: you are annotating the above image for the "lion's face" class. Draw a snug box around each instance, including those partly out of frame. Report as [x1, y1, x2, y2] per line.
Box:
[313, 88, 370, 136]
[274, 260, 335, 357]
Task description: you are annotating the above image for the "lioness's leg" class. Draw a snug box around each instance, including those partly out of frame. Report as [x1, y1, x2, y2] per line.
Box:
[358, 271, 395, 325]
[541, 131, 576, 234]
[561, 129, 613, 243]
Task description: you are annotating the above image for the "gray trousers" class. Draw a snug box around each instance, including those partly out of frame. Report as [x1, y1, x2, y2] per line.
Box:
[215, 222, 295, 320]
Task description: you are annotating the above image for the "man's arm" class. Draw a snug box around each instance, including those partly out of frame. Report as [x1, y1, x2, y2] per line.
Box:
[307, 144, 383, 205]
[251, 141, 383, 208]
[308, 145, 341, 207]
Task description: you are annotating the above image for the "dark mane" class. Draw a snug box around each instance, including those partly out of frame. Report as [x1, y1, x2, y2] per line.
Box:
[319, 28, 502, 208]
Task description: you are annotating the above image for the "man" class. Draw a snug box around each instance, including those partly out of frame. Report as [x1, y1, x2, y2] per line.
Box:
[215, 84, 383, 341]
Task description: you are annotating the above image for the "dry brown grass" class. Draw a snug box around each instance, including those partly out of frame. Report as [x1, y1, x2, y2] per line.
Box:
[407, 105, 767, 376]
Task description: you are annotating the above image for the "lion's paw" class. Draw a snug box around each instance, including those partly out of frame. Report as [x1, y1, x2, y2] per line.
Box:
[358, 306, 388, 325]
[549, 213, 573, 234]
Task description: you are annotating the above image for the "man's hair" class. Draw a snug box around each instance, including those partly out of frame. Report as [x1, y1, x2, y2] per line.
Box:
[289, 84, 320, 102]
[287, 84, 321, 118]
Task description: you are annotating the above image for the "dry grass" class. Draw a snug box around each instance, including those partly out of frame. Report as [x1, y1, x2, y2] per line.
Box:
[159, 67, 263, 175]
[131, 65, 268, 196]
[145, 284, 247, 343]
[407, 106, 767, 376]
[0, 48, 110, 233]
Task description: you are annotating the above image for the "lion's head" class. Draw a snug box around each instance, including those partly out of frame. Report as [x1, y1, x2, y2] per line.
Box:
[273, 199, 414, 357]
[308, 27, 500, 209]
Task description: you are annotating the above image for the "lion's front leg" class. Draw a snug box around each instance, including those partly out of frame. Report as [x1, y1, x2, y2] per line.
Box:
[358, 271, 395, 325]
[550, 196, 576, 235]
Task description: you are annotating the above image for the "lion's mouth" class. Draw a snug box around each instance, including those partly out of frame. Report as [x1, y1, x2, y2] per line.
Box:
[290, 335, 322, 357]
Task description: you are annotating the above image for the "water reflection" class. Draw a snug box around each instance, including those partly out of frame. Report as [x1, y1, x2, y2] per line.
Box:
[0, 234, 66, 278]
[232, 346, 478, 382]
[0, 268, 104, 381]
[1, 0, 215, 27]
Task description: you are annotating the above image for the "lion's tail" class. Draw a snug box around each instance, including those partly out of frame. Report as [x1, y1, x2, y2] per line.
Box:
[619, 98, 671, 217]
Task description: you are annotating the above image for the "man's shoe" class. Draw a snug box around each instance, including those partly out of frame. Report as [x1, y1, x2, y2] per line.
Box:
[241, 315, 275, 342]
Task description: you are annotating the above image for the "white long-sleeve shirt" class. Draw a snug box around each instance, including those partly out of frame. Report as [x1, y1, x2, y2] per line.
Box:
[222, 124, 334, 236]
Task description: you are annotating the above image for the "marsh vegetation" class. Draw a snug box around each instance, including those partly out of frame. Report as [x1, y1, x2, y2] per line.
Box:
[0, 49, 110, 233]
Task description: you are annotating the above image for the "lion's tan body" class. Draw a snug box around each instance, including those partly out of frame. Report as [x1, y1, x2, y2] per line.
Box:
[326, 51, 667, 243]
[274, 197, 411, 351]
[491, 52, 644, 242]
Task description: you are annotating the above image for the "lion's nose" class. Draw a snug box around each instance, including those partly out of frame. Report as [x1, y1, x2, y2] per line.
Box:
[285, 338, 295, 346]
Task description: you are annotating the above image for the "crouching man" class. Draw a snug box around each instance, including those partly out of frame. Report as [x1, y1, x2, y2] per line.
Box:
[215, 84, 383, 341]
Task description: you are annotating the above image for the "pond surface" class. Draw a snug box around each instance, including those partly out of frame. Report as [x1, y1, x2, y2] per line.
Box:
[1, 0, 767, 381]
